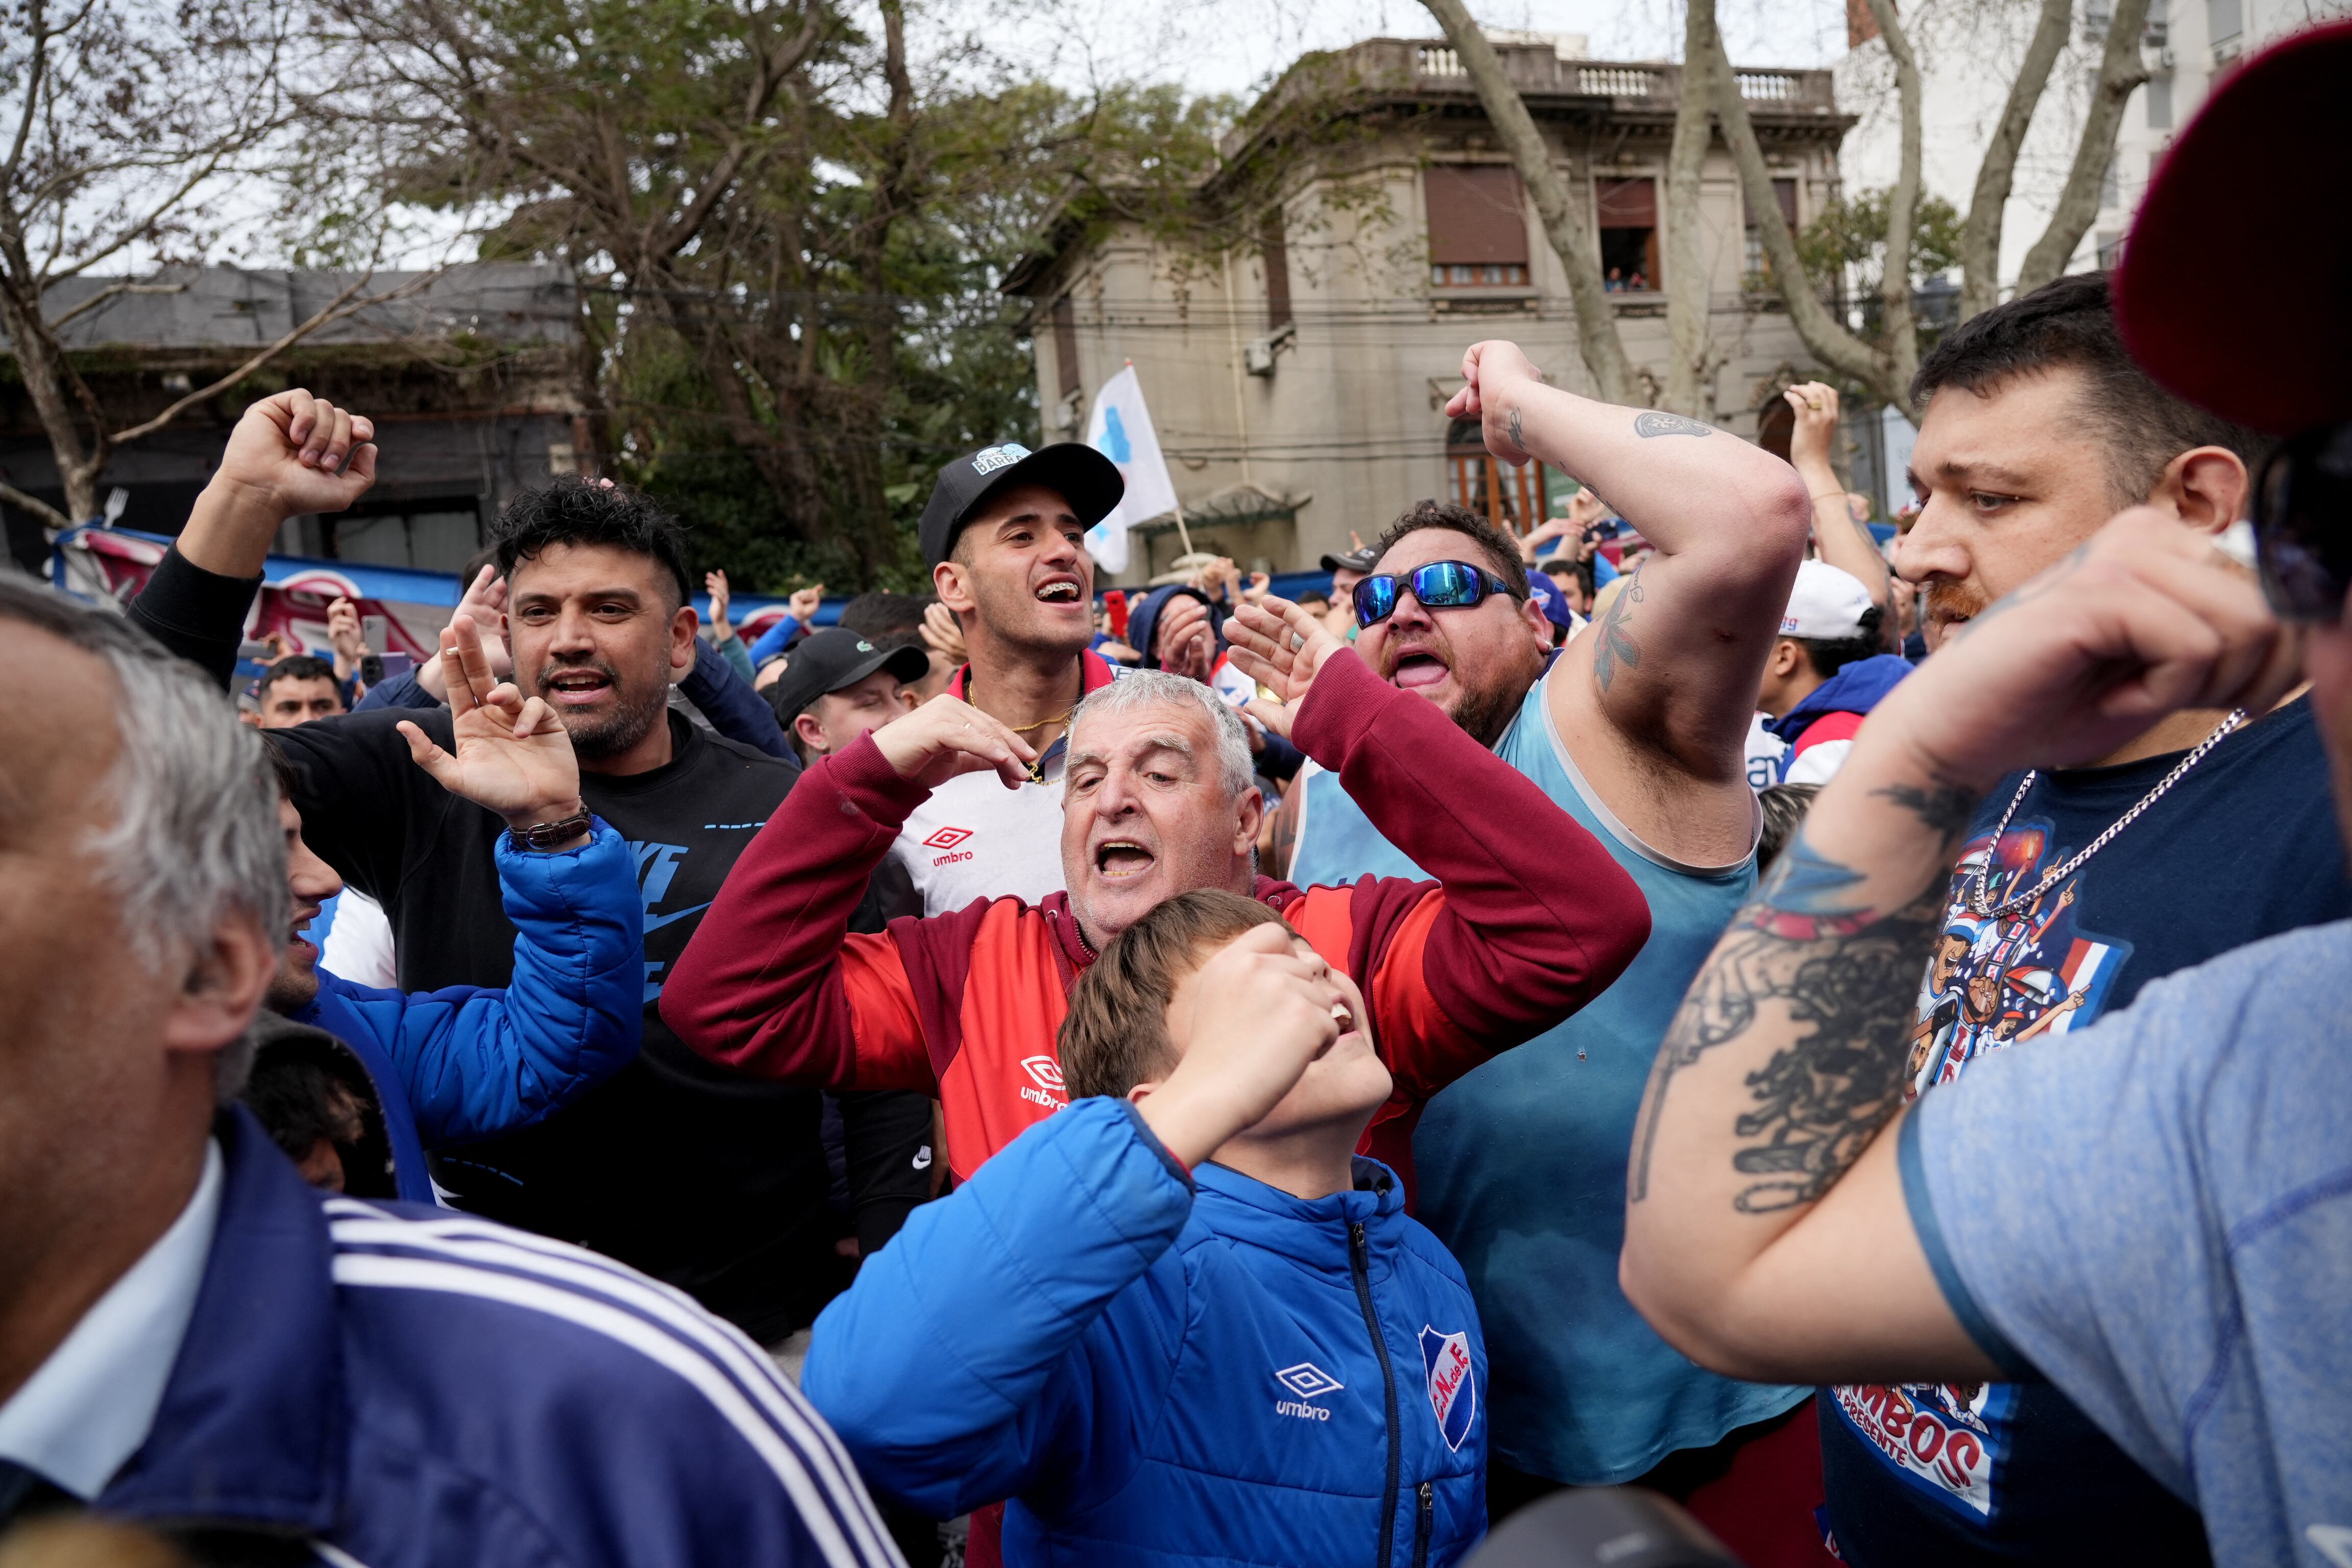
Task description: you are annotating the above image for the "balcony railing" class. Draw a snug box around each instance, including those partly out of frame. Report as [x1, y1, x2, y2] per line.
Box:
[1393, 42, 1834, 110]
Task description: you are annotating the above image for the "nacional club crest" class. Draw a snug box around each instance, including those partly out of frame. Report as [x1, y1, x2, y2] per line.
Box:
[1417, 1326, 1476, 1452]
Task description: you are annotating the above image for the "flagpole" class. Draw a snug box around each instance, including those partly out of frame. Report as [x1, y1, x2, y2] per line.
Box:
[1127, 359, 1194, 561]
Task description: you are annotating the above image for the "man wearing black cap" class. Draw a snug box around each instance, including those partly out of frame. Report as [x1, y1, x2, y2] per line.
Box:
[1620, 23, 2352, 1568]
[896, 440, 1129, 915]
[767, 627, 930, 767]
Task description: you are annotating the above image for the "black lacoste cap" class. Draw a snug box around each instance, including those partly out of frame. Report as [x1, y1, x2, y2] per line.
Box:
[918, 442, 1124, 567]
[764, 628, 931, 723]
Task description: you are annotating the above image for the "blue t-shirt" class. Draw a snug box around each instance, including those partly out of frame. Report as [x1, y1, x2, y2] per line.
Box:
[1290, 667, 1802, 1484]
[1823, 698, 2351, 1565]
[1903, 918, 2352, 1568]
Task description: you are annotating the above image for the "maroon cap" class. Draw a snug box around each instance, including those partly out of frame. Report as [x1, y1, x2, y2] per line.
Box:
[2114, 20, 2352, 435]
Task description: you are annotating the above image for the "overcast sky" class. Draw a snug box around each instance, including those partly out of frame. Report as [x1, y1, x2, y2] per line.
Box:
[954, 0, 1855, 106]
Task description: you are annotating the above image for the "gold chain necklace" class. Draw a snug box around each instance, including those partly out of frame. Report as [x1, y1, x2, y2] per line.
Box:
[969, 674, 1079, 784]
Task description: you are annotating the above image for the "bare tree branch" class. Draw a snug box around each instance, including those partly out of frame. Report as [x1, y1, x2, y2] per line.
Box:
[1959, 0, 2074, 317]
[1864, 0, 1921, 400]
[2016, 0, 2152, 292]
[0, 477, 69, 533]
[1418, 0, 1635, 404]
[1708, 24, 1915, 418]
[43, 277, 183, 331]
[1662, 0, 1719, 417]
[105, 270, 441, 448]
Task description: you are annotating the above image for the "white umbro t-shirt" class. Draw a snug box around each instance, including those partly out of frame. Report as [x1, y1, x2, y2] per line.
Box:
[890, 760, 1072, 916]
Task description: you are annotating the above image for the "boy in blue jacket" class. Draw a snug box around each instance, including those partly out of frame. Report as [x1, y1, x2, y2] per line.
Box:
[804, 888, 1488, 1567]
[261, 617, 644, 1201]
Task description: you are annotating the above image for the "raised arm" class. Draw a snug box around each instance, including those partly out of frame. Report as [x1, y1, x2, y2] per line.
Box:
[661, 694, 1035, 1092]
[1448, 341, 1810, 775]
[130, 389, 379, 686]
[1784, 382, 1893, 615]
[1618, 510, 2301, 1385]
[1228, 598, 1651, 1096]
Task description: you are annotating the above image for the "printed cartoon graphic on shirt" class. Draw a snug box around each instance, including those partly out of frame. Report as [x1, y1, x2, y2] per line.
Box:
[1835, 816, 2133, 1522]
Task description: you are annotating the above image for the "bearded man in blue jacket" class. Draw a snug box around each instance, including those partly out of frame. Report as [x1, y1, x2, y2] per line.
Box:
[258, 616, 645, 1202]
[804, 888, 1488, 1567]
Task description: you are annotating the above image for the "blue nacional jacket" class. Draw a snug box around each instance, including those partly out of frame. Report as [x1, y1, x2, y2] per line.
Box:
[804, 1096, 1488, 1567]
[94, 1106, 901, 1567]
[291, 822, 644, 1203]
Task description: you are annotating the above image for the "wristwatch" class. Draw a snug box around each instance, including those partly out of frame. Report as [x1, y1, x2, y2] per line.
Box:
[509, 809, 592, 852]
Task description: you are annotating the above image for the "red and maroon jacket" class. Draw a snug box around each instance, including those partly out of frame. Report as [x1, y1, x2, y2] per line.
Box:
[662, 650, 1651, 1196]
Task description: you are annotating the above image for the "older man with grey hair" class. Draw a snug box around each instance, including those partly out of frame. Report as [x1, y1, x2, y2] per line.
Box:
[667, 595, 1652, 1205]
[0, 574, 903, 1565]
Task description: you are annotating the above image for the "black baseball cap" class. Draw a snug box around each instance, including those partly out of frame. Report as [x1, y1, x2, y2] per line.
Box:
[919, 442, 1124, 567]
[764, 628, 930, 722]
[1321, 544, 1380, 574]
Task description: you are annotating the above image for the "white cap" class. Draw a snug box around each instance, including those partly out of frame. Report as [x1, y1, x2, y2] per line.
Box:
[1780, 560, 1874, 639]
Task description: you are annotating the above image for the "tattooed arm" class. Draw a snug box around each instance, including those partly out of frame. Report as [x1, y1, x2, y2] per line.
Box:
[1445, 340, 1811, 781]
[1619, 508, 2304, 1384]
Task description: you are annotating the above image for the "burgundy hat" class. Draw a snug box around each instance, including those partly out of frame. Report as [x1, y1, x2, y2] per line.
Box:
[2114, 20, 2352, 435]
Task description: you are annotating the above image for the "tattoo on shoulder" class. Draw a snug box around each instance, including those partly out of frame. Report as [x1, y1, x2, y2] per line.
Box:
[1592, 564, 1644, 693]
[1628, 825, 1940, 1209]
[1506, 406, 1524, 453]
[1634, 410, 1714, 439]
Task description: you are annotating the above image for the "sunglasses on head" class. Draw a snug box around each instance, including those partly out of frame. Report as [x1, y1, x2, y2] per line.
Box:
[2253, 421, 2352, 625]
[1352, 560, 1524, 628]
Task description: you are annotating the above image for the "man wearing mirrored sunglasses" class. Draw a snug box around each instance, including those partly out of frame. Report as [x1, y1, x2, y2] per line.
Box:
[1282, 359, 1827, 1558]
[1621, 32, 2352, 1568]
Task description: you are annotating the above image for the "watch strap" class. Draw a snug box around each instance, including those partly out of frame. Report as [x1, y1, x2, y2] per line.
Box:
[509, 809, 593, 851]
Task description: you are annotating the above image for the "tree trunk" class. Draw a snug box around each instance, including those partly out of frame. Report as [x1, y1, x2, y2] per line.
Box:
[0, 262, 105, 525]
[1706, 28, 1915, 419]
[1864, 0, 1922, 400]
[1958, 0, 2075, 319]
[2015, 0, 2152, 292]
[1418, 0, 1635, 405]
[1661, 0, 1719, 418]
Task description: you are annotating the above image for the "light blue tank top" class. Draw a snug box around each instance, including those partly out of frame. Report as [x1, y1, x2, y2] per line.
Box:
[1290, 669, 1805, 1484]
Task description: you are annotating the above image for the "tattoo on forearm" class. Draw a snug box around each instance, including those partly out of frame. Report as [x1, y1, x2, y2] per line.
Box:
[1629, 826, 1942, 1209]
[1871, 780, 1981, 848]
[1507, 407, 1524, 453]
[1634, 410, 1714, 439]
[1592, 564, 1644, 692]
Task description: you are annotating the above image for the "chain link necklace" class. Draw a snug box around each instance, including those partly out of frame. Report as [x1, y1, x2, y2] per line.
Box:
[1965, 708, 2248, 918]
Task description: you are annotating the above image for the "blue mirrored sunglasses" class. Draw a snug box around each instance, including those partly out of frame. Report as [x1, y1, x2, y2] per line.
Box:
[1352, 559, 1522, 627]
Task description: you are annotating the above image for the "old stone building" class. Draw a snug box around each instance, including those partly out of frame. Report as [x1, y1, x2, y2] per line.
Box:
[1, 263, 584, 576]
[1002, 37, 1854, 580]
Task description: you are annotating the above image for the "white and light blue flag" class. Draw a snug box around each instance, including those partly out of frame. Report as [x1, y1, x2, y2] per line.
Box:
[1081, 363, 1179, 574]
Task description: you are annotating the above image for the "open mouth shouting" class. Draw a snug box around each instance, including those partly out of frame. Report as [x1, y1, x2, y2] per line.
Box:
[1034, 572, 1085, 607]
[1093, 838, 1158, 880]
[542, 663, 618, 707]
[1383, 640, 1453, 692]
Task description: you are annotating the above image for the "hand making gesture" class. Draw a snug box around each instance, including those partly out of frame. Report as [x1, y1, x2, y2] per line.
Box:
[396, 615, 588, 848]
[869, 693, 1039, 792]
[1223, 595, 1346, 711]
[178, 389, 381, 578]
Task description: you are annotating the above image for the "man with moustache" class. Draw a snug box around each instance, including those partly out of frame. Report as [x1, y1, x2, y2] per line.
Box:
[1284, 357, 1824, 1559]
[1805, 272, 2352, 1568]
[129, 422, 828, 1343]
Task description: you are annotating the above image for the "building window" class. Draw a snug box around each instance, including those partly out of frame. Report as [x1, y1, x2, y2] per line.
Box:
[2207, 0, 2240, 42]
[2146, 76, 2172, 128]
[328, 500, 482, 575]
[2096, 232, 2124, 268]
[1596, 177, 1659, 291]
[1051, 296, 1081, 403]
[1446, 418, 1549, 535]
[1263, 208, 1293, 330]
[1743, 178, 1800, 281]
[1425, 165, 1531, 287]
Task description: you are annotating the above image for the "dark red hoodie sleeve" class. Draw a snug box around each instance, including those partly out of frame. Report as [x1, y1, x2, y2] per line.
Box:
[1285, 649, 1651, 1104]
[662, 735, 957, 1094]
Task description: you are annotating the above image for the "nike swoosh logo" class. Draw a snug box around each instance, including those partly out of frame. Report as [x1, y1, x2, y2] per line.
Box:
[642, 901, 714, 934]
